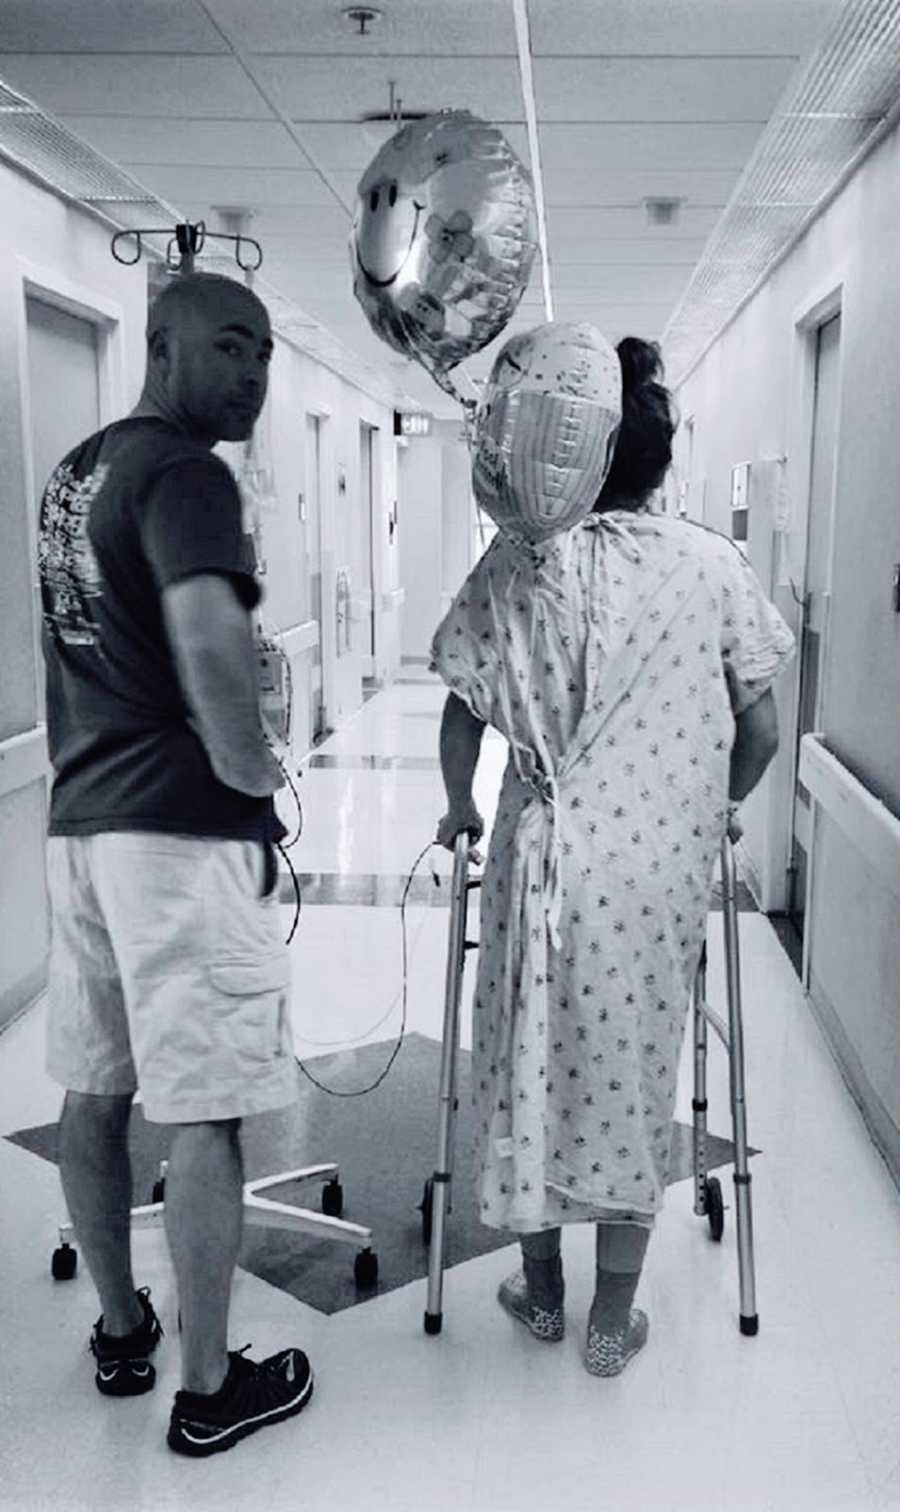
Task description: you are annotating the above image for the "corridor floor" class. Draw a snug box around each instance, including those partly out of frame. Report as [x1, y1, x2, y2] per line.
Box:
[1, 670, 897, 1512]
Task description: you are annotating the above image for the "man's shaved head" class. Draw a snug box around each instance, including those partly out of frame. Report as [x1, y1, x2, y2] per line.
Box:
[147, 271, 269, 346]
[137, 271, 273, 445]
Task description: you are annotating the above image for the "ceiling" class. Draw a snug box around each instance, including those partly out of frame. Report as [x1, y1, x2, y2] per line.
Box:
[0, 0, 845, 416]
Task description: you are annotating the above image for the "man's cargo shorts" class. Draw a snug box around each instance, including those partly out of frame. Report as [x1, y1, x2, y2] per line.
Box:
[45, 833, 296, 1123]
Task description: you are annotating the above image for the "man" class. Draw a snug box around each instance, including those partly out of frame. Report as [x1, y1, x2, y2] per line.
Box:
[39, 271, 313, 1456]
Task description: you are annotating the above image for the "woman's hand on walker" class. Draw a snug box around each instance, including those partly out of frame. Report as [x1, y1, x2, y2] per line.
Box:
[436, 800, 485, 856]
[727, 804, 743, 843]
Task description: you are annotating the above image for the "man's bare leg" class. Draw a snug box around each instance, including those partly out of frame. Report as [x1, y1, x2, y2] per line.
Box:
[58, 1090, 143, 1336]
[163, 1119, 244, 1394]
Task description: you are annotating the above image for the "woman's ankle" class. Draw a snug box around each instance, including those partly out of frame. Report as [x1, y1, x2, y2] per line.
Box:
[523, 1253, 564, 1309]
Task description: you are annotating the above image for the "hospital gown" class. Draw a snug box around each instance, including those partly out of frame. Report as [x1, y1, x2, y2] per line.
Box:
[430, 510, 795, 1233]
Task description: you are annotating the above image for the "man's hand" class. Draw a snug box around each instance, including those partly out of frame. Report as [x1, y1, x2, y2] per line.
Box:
[436, 799, 485, 853]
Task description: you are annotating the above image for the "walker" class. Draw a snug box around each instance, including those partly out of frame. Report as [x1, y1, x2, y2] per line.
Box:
[421, 833, 759, 1338]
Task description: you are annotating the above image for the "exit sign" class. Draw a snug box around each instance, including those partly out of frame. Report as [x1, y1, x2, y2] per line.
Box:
[394, 410, 431, 437]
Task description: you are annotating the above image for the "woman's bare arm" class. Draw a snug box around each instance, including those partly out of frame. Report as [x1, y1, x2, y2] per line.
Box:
[729, 687, 779, 803]
[437, 692, 486, 847]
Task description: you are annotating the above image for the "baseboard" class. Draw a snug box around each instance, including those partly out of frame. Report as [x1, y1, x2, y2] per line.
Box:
[807, 968, 900, 1193]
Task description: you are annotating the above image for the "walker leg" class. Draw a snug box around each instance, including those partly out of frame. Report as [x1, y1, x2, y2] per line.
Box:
[692, 940, 710, 1217]
[720, 837, 759, 1335]
[424, 833, 472, 1336]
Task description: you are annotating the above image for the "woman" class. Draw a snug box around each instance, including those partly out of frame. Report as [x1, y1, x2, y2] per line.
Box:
[431, 336, 794, 1376]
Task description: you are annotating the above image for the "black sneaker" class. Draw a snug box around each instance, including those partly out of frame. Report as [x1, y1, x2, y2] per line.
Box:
[167, 1345, 313, 1457]
[89, 1286, 164, 1397]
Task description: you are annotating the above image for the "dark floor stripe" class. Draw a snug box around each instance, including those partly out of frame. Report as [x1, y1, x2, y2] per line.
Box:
[280, 872, 758, 911]
[281, 872, 448, 907]
[303, 754, 441, 771]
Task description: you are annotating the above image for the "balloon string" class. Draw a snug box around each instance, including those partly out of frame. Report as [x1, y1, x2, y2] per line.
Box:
[394, 303, 478, 423]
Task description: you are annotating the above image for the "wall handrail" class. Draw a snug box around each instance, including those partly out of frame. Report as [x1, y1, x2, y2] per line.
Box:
[0, 725, 49, 800]
[799, 732, 900, 905]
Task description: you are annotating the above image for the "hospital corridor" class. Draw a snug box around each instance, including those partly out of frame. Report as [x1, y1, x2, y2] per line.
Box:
[0, 3, 899, 1510]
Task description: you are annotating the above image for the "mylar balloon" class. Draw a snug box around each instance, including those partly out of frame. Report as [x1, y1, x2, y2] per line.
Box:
[351, 110, 537, 393]
[471, 322, 622, 543]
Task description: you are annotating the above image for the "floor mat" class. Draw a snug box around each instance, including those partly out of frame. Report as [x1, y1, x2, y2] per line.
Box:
[7, 1032, 755, 1315]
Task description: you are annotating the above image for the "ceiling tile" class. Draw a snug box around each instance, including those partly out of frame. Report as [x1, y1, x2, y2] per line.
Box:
[0, 0, 227, 52]
[284, 119, 530, 174]
[119, 164, 340, 213]
[550, 265, 694, 301]
[254, 55, 524, 123]
[205, 0, 517, 55]
[550, 240, 709, 266]
[533, 55, 798, 123]
[58, 116, 303, 168]
[541, 165, 741, 208]
[527, 0, 842, 57]
[0, 53, 270, 118]
[536, 121, 766, 173]
[546, 205, 721, 244]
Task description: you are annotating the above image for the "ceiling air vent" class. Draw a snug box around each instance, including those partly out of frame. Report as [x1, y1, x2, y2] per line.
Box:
[360, 79, 429, 127]
[644, 197, 683, 227]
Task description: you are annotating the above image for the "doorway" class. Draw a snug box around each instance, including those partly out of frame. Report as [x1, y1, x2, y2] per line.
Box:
[25, 297, 102, 722]
[0, 295, 104, 1032]
[305, 412, 326, 743]
[787, 310, 842, 942]
[360, 422, 377, 670]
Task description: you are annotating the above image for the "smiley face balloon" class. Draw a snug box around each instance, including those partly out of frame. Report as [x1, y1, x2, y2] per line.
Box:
[351, 110, 538, 391]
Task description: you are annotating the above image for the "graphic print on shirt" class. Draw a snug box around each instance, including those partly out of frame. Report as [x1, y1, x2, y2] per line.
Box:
[39, 461, 108, 648]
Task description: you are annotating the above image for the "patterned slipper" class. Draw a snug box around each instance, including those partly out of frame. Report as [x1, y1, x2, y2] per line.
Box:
[497, 1271, 565, 1342]
[584, 1307, 649, 1377]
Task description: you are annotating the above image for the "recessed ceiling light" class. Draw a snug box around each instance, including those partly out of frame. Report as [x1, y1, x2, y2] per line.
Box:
[644, 196, 683, 227]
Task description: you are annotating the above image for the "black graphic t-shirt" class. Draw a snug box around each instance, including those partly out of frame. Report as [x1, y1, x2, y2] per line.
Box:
[39, 416, 284, 842]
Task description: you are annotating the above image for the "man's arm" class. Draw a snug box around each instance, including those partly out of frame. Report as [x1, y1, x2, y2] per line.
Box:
[729, 686, 779, 803]
[162, 573, 283, 798]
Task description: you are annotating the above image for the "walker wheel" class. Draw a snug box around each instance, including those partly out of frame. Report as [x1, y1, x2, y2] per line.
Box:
[354, 1248, 378, 1288]
[151, 1178, 166, 1204]
[51, 1242, 77, 1280]
[706, 1176, 725, 1242]
[419, 1179, 434, 1246]
[321, 1178, 343, 1218]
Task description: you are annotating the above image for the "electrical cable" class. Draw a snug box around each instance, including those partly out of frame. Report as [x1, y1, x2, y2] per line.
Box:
[292, 839, 440, 1098]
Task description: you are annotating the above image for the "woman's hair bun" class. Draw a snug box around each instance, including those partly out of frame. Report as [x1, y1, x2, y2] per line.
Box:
[616, 336, 664, 396]
[593, 333, 676, 509]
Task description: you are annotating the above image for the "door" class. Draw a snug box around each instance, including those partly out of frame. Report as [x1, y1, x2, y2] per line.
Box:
[305, 413, 326, 742]
[0, 297, 102, 1030]
[26, 298, 102, 721]
[788, 311, 841, 938]
[360, 422, 377, 669]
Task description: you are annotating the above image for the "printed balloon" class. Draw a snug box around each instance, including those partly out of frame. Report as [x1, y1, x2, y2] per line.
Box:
[351, 110, 537, 394]
[471, 322, 622, 542]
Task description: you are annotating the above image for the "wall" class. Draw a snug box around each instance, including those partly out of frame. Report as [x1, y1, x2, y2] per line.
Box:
[397, 417, 472, 660]
[439, 416, 475, 613]
[240, 336, 398, 759]
[0, 157, 147, 1031]
[674, 120, 900, 1179]
[397, 430, 443, 660]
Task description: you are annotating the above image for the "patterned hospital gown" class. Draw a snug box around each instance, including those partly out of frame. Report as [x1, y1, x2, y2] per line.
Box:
[430, 510, 795, 1234]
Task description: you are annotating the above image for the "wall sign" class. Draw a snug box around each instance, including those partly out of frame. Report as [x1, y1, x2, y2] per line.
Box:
[393, 410, 431, 437]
